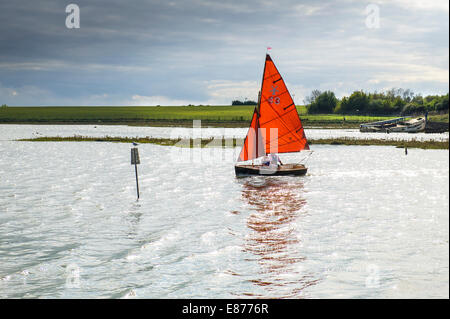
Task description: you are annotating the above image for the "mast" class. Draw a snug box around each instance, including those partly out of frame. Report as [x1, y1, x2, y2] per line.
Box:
[258, 54, 269, 117]
[256, 91, 261, 115]
[256, 54, 268, 157]
[255, 91, 261, 161]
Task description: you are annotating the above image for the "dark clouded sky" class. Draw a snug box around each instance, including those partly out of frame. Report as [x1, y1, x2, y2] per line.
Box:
[0, 0, 448, 105]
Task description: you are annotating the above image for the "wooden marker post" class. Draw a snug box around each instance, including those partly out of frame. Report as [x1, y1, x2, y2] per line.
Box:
[131, 147, 140, 199]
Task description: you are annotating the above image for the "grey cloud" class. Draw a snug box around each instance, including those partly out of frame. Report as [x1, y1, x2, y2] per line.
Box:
[0, 0, 447, 105]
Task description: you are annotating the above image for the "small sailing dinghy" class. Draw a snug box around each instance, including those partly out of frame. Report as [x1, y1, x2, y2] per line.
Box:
[235, 54, 310, 177]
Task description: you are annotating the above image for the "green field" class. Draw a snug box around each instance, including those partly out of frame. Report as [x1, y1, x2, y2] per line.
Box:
[428, 113, 449, 123]
[0, 106, 257, 124]
[0, 106, 405, 128]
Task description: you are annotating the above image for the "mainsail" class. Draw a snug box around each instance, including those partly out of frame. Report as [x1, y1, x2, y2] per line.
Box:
[237, 54, 309, 162]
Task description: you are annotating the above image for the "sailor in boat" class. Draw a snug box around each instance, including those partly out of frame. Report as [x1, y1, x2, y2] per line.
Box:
[270, 154, 283, 167]
[262, 154, 283, 167]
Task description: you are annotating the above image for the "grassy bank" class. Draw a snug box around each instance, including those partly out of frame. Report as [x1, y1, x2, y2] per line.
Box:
[17, 135, 449, 150]
[0, 106, 406, 128]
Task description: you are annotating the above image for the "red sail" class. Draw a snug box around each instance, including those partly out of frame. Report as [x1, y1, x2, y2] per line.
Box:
[258, 54, 309, 154]
[237, 108, 266, 162]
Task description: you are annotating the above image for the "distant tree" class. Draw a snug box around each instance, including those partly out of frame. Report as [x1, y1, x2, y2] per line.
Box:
[230, 89, 448, 115]
[303, 89, 322, 105]
[306, 90, 337, 114]
[232, 100, 257, 105]
[433, 94, 449, 112]
[337, 90, 369, 114]
[386, 88, 407, 101]
[334, 98, 344, 114]
[334, 90, 448, 115]
[1, 104, 7, 108]
[402, 103, 426, 115]
[400, 93, 448, 115]
[411, 95, 423, 105]
[366, 99, 383, 114]
[381, 99, 395, 114]
[402, 89, 414, 102]
[423, 96, 439, 111]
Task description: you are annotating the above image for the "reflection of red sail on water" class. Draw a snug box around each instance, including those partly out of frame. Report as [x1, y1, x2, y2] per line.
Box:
[237, 178, 319, 298]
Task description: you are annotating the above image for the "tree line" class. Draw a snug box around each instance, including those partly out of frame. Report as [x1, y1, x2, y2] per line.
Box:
[231, 99, 257, 105]
[304, 89, 449, 115]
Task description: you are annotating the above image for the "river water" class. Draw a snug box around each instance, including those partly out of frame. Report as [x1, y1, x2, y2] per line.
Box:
[0, 125, 448, 298]
[0, 124, 447, 141]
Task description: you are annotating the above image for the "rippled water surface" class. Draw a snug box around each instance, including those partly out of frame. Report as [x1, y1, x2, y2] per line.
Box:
[0, 125, 448, 298]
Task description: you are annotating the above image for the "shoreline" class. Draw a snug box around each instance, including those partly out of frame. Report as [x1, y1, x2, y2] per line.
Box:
[1, 120, 448, 132]
[17, 135, 449, 150]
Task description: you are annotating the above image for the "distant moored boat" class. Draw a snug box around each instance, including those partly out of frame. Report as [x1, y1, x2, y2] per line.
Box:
[360, 117, 426, 133]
